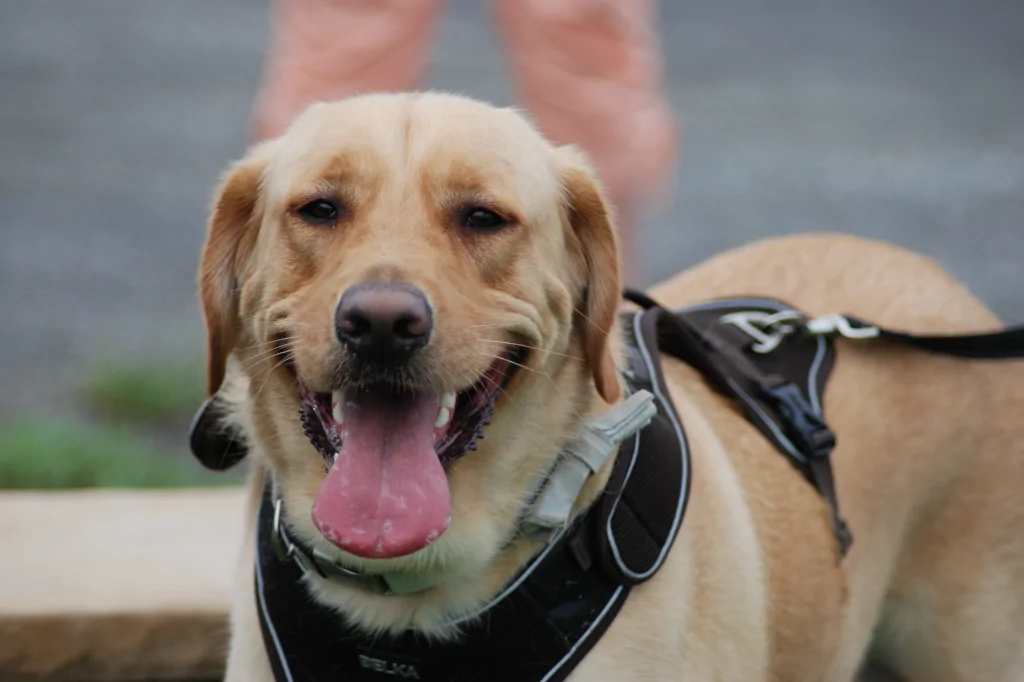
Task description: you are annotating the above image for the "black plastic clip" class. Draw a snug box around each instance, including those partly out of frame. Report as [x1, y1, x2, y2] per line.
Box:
[759, 381, 835, 460]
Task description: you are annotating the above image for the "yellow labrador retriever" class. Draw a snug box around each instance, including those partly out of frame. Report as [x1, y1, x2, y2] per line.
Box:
[195, 92, 1024, 682]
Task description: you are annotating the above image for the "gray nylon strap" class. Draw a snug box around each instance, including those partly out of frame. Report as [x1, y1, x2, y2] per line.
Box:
[522, 390, 657, 539]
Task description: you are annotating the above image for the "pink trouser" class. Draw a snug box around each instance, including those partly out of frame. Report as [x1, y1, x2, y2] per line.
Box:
[253, 0, 679, 276]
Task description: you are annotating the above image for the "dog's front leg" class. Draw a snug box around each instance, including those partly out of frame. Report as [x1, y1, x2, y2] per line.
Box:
[223, 537, 275, 682]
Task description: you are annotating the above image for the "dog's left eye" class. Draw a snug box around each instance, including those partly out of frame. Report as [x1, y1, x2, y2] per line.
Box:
[298, 199, 338, 224]
[461, 207, 508, 232]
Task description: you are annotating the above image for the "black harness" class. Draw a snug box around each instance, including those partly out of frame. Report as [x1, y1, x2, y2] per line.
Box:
[187, 292, 1024, 682]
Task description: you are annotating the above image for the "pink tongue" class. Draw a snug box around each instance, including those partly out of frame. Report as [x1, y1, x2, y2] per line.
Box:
[311, 389, 451, 559]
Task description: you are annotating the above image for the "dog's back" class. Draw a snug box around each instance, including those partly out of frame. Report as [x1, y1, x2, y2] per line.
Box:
[650, 232, 1024, 682]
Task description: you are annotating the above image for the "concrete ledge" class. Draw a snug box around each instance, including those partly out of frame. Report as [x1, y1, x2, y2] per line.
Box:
[0, 488, 247, 681]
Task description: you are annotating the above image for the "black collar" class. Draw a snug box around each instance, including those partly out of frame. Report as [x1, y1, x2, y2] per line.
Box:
[253, 306, 692, 682]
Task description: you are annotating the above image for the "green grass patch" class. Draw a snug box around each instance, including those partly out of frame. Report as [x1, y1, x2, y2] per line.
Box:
[80, 357, 205, 425]
[0, 417, 239, 490]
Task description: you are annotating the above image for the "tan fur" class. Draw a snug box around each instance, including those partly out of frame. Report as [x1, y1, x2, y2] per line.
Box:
[198, 92, 1024, 682]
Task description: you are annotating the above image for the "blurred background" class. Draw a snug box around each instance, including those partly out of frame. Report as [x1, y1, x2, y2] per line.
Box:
[0, 0, 1021, 491]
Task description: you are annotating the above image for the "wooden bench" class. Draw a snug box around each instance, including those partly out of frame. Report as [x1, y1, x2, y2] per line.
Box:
[0, 488, 246, 682]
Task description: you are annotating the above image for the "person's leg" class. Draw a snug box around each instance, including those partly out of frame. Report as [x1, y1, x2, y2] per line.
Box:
[252, 0, 447, 141]
[493, 0, 679, 283]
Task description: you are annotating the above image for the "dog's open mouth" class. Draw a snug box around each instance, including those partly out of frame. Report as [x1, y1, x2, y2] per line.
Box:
[295, 347, 527, 559]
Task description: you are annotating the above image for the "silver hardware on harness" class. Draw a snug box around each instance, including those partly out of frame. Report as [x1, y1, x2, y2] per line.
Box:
[720, 310, 805, 354]
[803, 315, 881, 340]
[722, 310, 882, 353]
[271, 497, 295, 562]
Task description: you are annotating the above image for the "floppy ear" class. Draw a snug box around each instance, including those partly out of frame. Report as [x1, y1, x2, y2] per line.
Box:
[198, 141, 274, 397]
[188, 394, 248, 471]
[558, 147, 623, 404]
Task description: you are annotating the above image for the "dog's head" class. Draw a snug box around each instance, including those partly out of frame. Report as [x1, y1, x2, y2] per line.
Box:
[197, 93, 623, 575]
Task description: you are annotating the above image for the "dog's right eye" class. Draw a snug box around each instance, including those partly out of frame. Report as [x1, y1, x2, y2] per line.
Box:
[297, 200, 338, 224]
[460, 207, 509, 232]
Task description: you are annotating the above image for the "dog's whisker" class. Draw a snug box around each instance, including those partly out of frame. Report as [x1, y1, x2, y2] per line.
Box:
[235, 339, 287, 353]
[245, 341, 304, 374]
[238, 345, 302, 369]
[479, 372, 514, 406]
[572, 305, 611, 336]
[248, 349, 290, 375]
[477, 338, 584, 363]
[235, 334, 303, 353]
[246, 347, 298, 372]
[477, 350, 585, 419]
[474, 351, 541, 376]
[474, 351, 584, 420]
[250, 357, 290, 401]
[244, 352, 285, 370]
[245, 349, 299, 368]
[244, 338, 302, 360]
[463, 355, 516, 406]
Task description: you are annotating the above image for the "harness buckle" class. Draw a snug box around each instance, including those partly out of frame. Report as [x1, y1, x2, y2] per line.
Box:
[759, 381, 836, 459]
[521, 390, 657, 541]
[720, 310, 805, 354]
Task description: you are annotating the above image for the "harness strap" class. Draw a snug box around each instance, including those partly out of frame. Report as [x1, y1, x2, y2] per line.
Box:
[808, 315, 1024, 359]
[254, 482, 631, 682]
[623, 287, 1024, 559]
[624, 288, 853, 555]
[587, 308, 692, 585]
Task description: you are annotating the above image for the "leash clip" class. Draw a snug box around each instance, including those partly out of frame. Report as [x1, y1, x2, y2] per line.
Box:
[804, 314, 880, 340]
[720, 310, 805, 354]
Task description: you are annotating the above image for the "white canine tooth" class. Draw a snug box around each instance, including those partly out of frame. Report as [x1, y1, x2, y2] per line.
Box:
[435, 407, 451, 429]
[441, 391, 456, 409]
[331, 390, 345, 423]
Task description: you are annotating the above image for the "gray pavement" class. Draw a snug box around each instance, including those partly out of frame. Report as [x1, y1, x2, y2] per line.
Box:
[2, 0, 1020, 678]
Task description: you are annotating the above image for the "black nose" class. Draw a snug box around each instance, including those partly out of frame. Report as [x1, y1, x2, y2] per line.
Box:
[335, 283, 433, 365]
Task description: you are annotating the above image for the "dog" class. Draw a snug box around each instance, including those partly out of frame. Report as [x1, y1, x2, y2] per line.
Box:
[194, 91, 1024, 681]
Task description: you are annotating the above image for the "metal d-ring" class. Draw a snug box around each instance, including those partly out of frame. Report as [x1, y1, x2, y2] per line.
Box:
[720, 310, 805, 354]
[271, 497, 295, 562]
